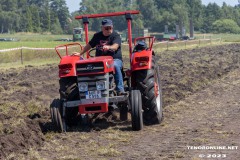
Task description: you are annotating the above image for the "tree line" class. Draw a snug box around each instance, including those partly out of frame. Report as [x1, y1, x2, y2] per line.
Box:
[1, 0, 240, 34]
[0, 0, 69, 34]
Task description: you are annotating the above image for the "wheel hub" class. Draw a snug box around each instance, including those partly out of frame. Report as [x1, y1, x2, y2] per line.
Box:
[154, 71, 161, 113]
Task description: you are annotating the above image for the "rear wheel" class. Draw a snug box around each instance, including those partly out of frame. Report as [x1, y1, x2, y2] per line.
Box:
[131, 90, 143, 131]
[135, 56, 163, 125]
[59, 77, 79, 127]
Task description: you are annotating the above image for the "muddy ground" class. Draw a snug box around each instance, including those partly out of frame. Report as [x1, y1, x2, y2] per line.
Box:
[0, 43, 240, 159]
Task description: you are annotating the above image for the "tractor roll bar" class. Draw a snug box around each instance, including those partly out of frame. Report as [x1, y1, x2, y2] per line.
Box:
[75, 10, 140, 59]
[75, 10, 139, 19]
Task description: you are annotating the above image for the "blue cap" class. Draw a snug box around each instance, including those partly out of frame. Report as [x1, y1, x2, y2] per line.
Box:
[102, 19, 113, 26]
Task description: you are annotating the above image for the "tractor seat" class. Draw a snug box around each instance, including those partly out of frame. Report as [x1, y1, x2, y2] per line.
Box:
[133, 41, 148, 52]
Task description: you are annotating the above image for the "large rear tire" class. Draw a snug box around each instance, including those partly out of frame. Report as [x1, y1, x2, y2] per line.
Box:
[131, 90, 143, 131]
[59, 77, 79, 127]
[135, 55, 163, 125]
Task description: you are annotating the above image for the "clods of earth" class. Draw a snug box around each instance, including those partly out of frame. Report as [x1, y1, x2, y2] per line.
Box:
[0, 44, 240, 159]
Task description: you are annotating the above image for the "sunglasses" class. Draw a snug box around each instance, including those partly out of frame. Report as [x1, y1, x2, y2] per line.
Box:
[104, 27, 113, 30]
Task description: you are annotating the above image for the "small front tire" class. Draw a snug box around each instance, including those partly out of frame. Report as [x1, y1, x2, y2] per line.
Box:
[130, 90, 143, 131]
[50, 99, 64, 132]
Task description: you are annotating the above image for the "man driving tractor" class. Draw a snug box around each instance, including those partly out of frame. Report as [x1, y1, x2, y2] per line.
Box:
[51, 10, 163, 132]
[73, 19, 127, 96]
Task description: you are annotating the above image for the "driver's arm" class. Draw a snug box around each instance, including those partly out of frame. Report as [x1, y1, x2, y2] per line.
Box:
[73, 43, 92, 56]
[102, 43, 119, 51]
[102, 33, 121, 51]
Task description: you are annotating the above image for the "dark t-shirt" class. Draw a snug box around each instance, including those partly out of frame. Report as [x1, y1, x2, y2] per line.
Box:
[89, 31, 122, 60]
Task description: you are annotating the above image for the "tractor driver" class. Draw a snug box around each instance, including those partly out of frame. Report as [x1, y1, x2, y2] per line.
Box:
[73, 19, 127, 96]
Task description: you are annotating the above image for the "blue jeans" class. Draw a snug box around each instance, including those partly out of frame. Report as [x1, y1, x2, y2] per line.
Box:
[114, 59, 124, 92]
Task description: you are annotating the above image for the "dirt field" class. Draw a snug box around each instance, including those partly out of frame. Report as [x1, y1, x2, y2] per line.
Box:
[0, 44, 240, 159]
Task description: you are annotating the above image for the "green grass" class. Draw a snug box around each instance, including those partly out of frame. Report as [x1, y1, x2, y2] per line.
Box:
[0, 33, 71, 41]
[0, 48, 59, 64]
[194, 33, 240, 42]
[152, 38, 222, 52]
[216, 34, 240, 42]
[0, 41, 69, 49]
[0, 41, 87, 50]
[0, 33, 239, 69]
[0, 33, 87, 49]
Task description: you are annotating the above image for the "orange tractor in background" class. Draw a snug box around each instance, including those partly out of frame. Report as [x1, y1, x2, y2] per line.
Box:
[50, 10, 163, 132]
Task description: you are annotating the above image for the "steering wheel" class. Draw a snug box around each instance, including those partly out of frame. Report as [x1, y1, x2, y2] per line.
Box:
[88, 48, 96, 57]
[88, 47, 114, 57]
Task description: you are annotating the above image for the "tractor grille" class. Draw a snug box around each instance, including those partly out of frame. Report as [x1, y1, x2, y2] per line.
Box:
[77, 74, 109, 99]
[76, 62, 104, 74]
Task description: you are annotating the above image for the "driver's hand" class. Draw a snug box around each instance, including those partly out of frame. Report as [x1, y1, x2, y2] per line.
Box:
[71, 52, 80, 56]
[102, 45, 110, 51]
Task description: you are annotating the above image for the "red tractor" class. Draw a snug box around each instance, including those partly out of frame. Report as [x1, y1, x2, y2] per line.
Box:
[50, 10, 163, 132]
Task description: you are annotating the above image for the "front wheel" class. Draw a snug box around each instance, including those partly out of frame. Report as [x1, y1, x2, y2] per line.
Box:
[50, 99, 64, 132]
[130, 90, 143, 131]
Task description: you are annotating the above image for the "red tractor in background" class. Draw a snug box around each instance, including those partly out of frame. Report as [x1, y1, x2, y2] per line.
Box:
[50, 10, 163, 132]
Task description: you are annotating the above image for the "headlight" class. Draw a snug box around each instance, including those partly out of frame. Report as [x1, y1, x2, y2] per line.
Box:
[78, 82, 88, 92]
[96, 81, 106, 91]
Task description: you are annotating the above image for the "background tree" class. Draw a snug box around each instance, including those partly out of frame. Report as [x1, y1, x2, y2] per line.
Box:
[0, 0, 239, 34]
[186, 0, 204, 32]
[212, 19, 240, 33]
[173, 2, 189, 36]
[136, 0, 162, 31]
[203, 3, 222, 33]
[51, 17, 63, 34]
[233, 8, 240, 26]
[221, 2, 234, 19]
[41, 0, 51, 32]
[26, 7, 33, 32]
[31, 6, 41, 32]
[50, 0, 69, 33]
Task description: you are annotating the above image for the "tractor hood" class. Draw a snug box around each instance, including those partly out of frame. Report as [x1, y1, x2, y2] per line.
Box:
[75, 56, 115, 76]
[58, 55, 115, 77]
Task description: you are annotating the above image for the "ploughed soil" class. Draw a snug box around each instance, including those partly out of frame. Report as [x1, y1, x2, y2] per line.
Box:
[0, 43, 240, 159]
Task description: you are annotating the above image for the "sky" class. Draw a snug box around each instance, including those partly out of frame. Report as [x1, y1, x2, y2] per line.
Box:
[201, 0, 238, 6]
[65, 0, 81, 13]
[66, 0, 239, 13]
